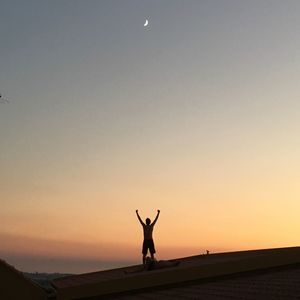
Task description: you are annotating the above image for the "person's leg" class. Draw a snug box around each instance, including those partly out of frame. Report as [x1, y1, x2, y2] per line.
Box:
[142, 240, 148, 266]
[150, 239, 156, 260]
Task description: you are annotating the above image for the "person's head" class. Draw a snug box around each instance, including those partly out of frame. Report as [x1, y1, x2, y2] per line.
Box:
[146, 218, 151, 225]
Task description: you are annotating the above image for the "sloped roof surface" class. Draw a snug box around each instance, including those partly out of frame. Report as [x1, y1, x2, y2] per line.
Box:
[110, 265, 300, 299]
[0, 259, 46, 300]
[53, 247, 300, 299]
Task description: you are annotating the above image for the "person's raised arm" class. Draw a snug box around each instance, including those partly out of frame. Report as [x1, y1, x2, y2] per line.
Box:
[152, 210, 160, 226]
[136, 210, 145, 226]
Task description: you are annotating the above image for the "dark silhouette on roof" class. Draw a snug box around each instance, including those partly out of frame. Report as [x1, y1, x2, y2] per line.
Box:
[136, 209, 160, 266]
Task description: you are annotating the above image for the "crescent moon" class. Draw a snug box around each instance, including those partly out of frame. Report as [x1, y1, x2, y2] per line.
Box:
[144, 19, 149, 27]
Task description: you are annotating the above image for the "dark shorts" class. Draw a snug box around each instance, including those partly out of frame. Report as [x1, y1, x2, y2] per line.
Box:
[142, 239, 156, 255]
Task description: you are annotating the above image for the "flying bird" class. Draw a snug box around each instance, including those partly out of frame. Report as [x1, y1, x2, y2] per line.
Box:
[0, 93, 9, 103]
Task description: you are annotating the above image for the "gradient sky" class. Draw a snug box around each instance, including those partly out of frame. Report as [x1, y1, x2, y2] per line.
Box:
[1, 0, 300, 273]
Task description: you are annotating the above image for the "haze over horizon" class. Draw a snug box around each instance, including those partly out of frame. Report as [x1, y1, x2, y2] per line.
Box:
[1, 1, 300, 273]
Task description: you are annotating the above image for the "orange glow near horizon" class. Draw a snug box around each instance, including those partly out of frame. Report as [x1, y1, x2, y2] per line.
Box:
[2, 161, 300, 266]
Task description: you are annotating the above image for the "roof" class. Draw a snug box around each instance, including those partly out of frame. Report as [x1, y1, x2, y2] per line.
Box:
[0, 259, 47, 300]
[52, 246, 300, 300]
[110, 264, 300, 299]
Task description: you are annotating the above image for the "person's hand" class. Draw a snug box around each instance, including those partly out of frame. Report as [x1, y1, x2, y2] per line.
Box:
[157, 209, 160, 213]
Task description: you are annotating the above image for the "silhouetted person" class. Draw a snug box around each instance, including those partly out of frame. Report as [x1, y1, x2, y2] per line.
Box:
[136, 209, 160, 266]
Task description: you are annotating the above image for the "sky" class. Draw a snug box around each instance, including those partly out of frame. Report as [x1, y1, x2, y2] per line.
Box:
[1, 0, 300, 273]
